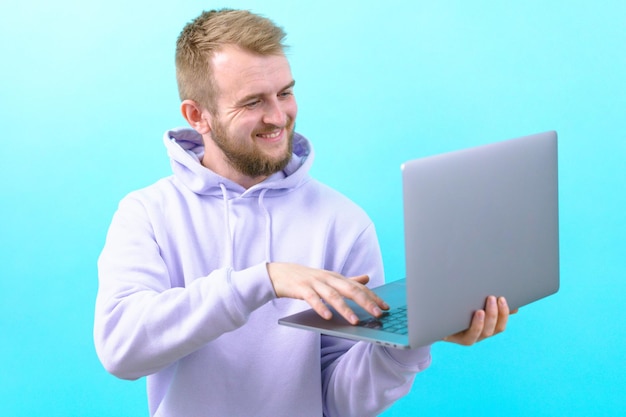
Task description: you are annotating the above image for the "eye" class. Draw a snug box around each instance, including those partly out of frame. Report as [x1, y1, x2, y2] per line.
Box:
[279, 89, 294, 98]
[244, 100, 261, 109]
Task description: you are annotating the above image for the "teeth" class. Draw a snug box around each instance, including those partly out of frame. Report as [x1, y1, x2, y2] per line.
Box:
[258, 130, 281, 139]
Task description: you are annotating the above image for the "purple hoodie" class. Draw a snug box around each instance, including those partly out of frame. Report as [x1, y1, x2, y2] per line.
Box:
[94, 127, 431, 417]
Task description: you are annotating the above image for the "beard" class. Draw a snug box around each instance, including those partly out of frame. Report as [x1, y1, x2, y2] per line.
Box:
[210, 118, 295, 178]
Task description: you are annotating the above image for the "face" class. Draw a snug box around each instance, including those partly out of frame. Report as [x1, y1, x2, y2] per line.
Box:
[202, 46, 298, 183]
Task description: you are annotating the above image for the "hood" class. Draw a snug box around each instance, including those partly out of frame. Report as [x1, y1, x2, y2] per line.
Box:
[163, 127, 314, 197]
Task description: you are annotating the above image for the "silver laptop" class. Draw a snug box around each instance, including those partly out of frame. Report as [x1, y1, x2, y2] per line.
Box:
[279, 131, 560, 349]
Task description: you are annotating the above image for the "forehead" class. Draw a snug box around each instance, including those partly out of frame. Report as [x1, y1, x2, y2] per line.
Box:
[211, 46, 293, 102]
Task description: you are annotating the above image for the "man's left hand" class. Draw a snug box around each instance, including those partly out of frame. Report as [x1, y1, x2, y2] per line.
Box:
[443, 296, 518, 346]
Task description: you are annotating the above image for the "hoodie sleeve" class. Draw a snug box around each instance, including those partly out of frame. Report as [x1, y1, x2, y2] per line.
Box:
[322, 338, 431, 417]
[94, 195, 276, 380]
[320, 223, 433, 417]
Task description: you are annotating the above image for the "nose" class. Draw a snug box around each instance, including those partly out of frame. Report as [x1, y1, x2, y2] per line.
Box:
[262, 99, 288, 127]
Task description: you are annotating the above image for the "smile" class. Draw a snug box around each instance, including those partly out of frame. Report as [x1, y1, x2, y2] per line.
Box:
[256, 129, 283, 141]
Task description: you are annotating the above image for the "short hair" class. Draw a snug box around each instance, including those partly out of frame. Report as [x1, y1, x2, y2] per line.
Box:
[175, 9, 288, 112]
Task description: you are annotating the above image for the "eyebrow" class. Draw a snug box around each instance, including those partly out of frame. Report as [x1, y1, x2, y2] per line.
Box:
[236, 80, 296, 106]
[282, 80, 296, 91]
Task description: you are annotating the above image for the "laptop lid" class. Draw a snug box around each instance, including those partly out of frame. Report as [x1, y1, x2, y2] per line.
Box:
[404, 130, 559, 347]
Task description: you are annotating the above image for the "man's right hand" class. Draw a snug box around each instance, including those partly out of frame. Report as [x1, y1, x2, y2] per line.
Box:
[266, 262, 389, 325]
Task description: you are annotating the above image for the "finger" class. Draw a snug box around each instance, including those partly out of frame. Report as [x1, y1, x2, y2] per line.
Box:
[480, 296, 499, 339]
[494, 296, 511, 333]
[442, 307, 486, 345]
[302, 290, 333, 321]
[461, 309, 486, 345]
[348, 274, 370, 285]
[347, 275, 390, 311]
[315, 276, 386, 324]
[314, 282, 361, 325]
[299, 273, 359, 323]
[339, 277, 389, 315]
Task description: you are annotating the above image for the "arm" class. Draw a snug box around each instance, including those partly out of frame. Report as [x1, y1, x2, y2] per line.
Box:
[319, 298, 514, 417]
[322, 337, 431, 417]
[93, 196, 276, 380]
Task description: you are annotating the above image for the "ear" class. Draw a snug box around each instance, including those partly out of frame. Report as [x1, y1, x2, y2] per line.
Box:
[180, 99, 212, 134]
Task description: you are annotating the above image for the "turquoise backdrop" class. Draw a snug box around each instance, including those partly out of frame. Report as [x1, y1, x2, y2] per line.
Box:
[1, 1, 624, 416]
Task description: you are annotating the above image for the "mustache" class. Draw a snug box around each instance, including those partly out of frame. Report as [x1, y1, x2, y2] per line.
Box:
[253, 118, 295, 135]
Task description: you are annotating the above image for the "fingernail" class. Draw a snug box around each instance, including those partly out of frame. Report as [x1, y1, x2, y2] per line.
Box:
[373, 307, 383, 316]
[350, 314, 359, 324]
[477, 310, 485, 322]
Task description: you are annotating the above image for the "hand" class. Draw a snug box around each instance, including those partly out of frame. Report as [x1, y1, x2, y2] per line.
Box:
[266, 262, 389, 325]
[443, 296, 518, 346]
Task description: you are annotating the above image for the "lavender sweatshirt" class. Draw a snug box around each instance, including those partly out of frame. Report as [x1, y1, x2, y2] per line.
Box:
[94, 128, 431, 417]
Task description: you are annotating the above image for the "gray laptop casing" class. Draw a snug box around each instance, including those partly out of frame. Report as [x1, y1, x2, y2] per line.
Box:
[279, 131, 560, 349]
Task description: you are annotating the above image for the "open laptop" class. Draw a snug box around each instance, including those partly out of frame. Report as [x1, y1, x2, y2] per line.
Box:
[279, 131, 560, 349]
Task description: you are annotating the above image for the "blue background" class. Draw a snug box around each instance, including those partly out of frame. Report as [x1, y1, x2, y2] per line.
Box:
[1, 1, 624, 415]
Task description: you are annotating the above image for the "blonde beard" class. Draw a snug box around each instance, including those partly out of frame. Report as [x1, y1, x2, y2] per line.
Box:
[210, 119, 295, 178]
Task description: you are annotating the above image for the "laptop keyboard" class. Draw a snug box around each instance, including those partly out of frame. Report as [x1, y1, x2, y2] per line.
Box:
[358, 305, 408, 335]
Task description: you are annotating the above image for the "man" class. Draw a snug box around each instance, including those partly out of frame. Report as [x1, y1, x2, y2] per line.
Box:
[94, 9, 512, 417]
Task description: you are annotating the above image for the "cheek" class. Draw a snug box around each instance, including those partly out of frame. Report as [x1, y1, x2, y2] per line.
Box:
[287, 100, 298, 121]
[229, 115, 259, 137]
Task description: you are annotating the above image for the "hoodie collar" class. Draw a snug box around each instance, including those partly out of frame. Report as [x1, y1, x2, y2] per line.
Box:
[163, 127, 314, 197]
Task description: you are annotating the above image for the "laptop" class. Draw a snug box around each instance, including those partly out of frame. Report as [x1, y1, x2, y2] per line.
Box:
[279, 131, 560, 349]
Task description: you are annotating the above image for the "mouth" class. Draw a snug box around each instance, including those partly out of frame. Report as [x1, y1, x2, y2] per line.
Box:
[255, 128, 284, 142]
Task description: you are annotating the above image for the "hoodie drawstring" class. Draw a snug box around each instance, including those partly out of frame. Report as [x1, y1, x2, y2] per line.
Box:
[257, 188, 272, 262]
[219, 183, 234, 267]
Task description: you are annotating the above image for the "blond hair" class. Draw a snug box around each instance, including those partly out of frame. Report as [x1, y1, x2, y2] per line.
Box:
[175, 9, 287, 112]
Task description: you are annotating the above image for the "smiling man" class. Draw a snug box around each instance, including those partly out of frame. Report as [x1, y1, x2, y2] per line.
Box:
[94, 9, 512, 417]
